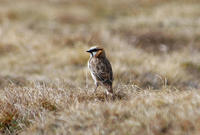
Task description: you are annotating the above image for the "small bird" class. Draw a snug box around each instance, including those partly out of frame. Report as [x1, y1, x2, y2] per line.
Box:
[86, 46, 114, 94]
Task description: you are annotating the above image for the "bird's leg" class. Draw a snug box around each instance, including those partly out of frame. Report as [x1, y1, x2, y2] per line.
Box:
[94, 83, 99, 92]
[105, 85, 114, 100]
[107, 85, 113, 94]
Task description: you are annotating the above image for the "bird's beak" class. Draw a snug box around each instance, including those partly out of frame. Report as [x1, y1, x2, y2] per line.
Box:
[86, 50, 91, 53]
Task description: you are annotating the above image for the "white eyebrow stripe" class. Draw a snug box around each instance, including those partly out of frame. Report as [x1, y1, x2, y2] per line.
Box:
[89, 48, 98, 52]
[88, 46, 99, 51]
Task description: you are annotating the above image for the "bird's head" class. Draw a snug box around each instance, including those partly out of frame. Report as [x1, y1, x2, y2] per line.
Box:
[86, 46, 106, 58]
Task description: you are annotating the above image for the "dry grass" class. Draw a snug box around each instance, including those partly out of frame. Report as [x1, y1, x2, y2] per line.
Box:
[0, 0, 200, 134]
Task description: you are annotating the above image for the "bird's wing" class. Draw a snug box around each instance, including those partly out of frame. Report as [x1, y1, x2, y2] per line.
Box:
[93, 58, 113, 84]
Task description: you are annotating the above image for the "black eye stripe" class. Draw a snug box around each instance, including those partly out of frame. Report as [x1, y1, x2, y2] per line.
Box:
[91, 49, 98, 52]
[89, 48, 102, 52]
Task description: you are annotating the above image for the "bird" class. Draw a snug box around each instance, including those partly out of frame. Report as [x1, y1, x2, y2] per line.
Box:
[86, 46, 114, 94]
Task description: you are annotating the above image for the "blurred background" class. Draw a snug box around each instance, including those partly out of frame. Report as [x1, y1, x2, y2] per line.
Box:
[0, 0, 200, 134]
[0, 0, 200, 90]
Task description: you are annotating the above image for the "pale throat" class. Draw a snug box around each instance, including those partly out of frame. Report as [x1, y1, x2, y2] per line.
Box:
[90, 52, 97, 57]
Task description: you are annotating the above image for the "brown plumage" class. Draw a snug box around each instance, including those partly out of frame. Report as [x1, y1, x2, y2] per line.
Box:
[86, 46, 114, 94]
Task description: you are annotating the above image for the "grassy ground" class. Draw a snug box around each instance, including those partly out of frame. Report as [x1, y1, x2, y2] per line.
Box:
[0, 0, 200, 134]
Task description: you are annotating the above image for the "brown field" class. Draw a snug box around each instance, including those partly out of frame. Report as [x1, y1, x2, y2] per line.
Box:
[0, 0, 200, 134]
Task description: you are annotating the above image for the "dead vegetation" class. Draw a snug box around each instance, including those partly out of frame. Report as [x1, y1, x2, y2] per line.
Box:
[0, 75, 27, 88]
[112, 29, 192, 54]
[0, 0, 200, 134]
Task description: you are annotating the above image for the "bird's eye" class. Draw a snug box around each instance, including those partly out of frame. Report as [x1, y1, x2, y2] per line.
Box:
[92, 49, 98, 52]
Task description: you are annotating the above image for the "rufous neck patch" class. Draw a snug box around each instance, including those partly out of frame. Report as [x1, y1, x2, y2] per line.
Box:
[95, 50, 103, 57]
